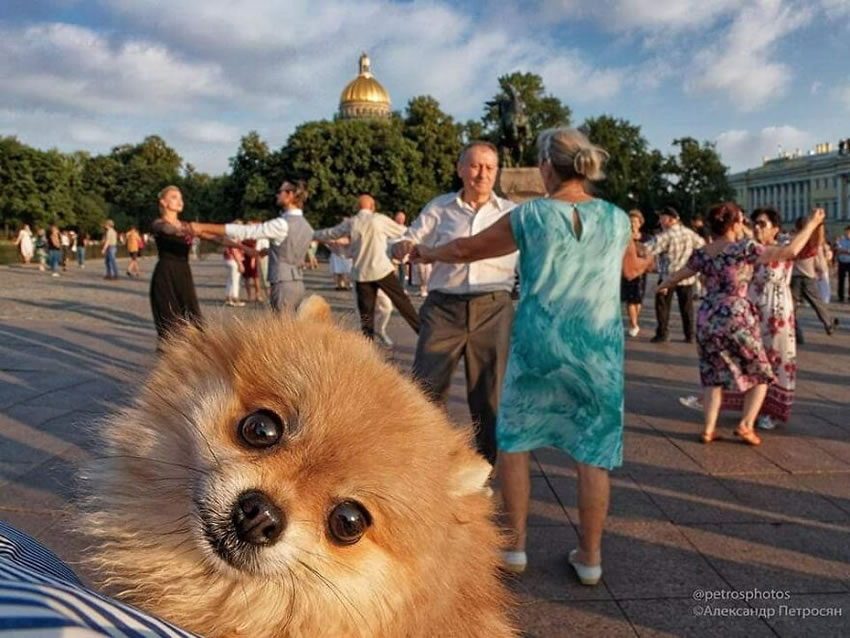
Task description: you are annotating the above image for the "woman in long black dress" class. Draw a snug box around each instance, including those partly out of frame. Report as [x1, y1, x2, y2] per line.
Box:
[150, 185, 202, 342]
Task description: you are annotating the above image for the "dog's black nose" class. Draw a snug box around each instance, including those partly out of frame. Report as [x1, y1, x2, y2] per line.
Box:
[232, 490, 285, 546]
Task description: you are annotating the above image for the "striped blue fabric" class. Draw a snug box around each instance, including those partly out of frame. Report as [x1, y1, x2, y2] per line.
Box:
[0, 521, 198, 637]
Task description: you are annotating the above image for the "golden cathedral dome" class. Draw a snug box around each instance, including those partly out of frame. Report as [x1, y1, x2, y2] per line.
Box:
[339, 52, 391, 119]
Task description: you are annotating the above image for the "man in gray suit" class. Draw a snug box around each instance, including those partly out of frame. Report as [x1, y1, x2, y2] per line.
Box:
[192, 179, 315, 311]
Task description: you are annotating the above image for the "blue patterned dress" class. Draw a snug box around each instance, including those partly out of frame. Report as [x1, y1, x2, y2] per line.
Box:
[498, 198, 631, 469]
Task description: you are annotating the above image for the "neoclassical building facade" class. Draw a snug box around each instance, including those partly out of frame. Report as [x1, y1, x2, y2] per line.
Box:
[729, 145, 850, 222]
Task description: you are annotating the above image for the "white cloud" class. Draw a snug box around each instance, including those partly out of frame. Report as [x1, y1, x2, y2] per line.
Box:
[686, 0, 813, 111]
[0, 23, 233, 116]
[0, 1, 629, 173]
[0, 0, 841, 174]
[715, 125, 815, 171]
[172, 121, 242, 145]
[820, 0, 850, 17]
[539, 0, 741, 31]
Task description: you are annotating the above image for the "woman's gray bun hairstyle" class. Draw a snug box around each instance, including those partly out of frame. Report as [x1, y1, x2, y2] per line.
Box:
[537, 127, 609, 182]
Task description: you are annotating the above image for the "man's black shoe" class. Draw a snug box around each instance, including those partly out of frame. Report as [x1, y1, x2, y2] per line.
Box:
[650, 335, 668, 344]
[826, 318, 839, 336]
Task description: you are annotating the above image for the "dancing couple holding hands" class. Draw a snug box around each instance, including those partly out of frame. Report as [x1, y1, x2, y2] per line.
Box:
[400, 128, 653, 587]
[658, 203, 825, 446]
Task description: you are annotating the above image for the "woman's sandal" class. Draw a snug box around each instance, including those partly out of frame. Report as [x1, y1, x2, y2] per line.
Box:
[734, 427, 761, 446]
[568, 549, 602, 586]
[500, 550, 527, 574]
[700, 431, 718, 444]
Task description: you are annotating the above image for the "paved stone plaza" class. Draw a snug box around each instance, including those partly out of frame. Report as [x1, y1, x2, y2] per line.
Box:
[1, 256, 848, 637]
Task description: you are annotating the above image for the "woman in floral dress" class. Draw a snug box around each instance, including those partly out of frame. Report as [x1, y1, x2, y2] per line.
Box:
[719, 208, 820, 430]
[659, 203, 825, 445]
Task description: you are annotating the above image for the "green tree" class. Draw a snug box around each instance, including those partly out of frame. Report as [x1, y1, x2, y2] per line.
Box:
[110, 135, 183, 229]
[402, 96, 463, 199]
[0, 137, 77, 231]
[241, 173, 273, 220]
[279, 117, 426, 228]
[668, 137, 735, 223]
[179, 166, 230, 223]
[581, 115, 671, 217]
[461, 119, 485, 144]
[225, 131, 273, 219]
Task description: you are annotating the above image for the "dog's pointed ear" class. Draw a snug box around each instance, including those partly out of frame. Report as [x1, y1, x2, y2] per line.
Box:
[296, 295, 331, 323]
[450, 452, 492, 497]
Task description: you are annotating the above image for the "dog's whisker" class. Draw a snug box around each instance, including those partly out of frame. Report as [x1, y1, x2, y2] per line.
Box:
[291, 544, 362, 576]
[296, 558, 372, 633]
[158, 394, 222, 469]
[93, 454, 209, 476]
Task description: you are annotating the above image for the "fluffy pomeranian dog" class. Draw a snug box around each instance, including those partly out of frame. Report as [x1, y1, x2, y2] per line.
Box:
[79, 297, 516, 637]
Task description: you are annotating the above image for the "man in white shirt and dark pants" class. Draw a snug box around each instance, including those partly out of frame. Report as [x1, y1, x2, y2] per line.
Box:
[393, 142, 517, 465]
[314, 194, 420, 339]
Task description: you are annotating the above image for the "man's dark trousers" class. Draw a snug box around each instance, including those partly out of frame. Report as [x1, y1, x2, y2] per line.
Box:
[790, 275, 834, 343]
[355, 272, 420, 338]
[838, 262, 850, 302]
[654, 283, 695, 341]
[412, 290, 514, 465]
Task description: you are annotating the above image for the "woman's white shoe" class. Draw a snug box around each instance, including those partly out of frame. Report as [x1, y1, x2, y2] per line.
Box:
[500, 550, 527, 574]
[568, 549, 602, 586]
[679, 395, 702, 411]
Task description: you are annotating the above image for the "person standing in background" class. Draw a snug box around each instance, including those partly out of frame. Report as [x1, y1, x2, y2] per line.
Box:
[34, 228, 47, 272]
[15, 224, 34, 264]
[101, 220, 119, 280]
[47, 224, 62, 277]
[621, 210, 650, 337]
[642, 207, 705, 343]
[76, 230, 88, 268]
[790, 216, 838, 344]
[836, 225, 850, 303]
[126, 226, 142, 278]
[60, 230, 71, 272]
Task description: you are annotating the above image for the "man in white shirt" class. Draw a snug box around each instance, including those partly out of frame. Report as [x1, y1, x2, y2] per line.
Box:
[314, 194, 420, 338]
[393, 142, 517, 465]
[191, 179, 314, 311]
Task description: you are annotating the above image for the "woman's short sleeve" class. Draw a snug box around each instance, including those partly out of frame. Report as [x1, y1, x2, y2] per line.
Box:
[508, 203, 526, 253]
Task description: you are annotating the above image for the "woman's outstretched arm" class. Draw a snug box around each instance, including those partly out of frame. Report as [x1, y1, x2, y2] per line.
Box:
[413, 212, 516, 264]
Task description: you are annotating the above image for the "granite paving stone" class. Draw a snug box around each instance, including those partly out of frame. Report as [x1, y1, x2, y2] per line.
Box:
[1, 257, 848, 638]
[678, 523, 850, 595]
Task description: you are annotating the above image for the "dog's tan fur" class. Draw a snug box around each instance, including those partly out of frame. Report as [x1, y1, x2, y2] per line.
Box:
[80, 297, 516, 637]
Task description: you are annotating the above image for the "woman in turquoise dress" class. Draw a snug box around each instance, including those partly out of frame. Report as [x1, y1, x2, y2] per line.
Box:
[414, 128, 651, 585]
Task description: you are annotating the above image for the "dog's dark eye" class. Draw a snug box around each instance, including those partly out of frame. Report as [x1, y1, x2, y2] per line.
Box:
[238, 410, 283, 448]
[328, 501, 371, 545]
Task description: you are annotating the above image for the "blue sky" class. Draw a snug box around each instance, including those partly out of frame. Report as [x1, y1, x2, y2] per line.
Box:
[1, 0, 848, 175]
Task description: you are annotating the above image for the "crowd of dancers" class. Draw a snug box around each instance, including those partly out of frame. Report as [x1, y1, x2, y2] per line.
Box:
[12, 126, 845, 590]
